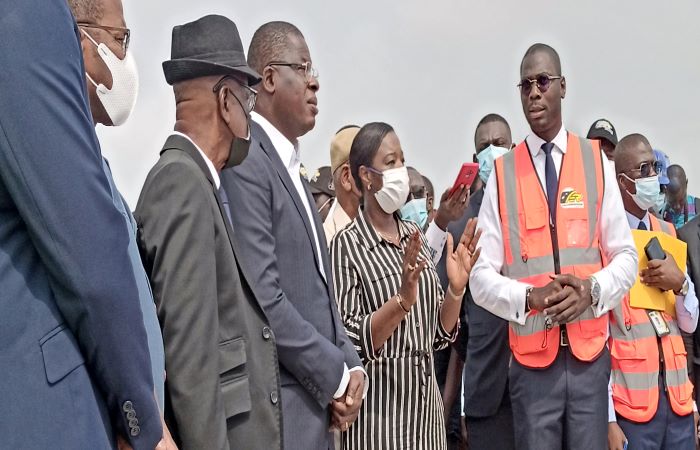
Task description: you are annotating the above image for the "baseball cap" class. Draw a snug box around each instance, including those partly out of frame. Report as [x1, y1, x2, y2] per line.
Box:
[308, 166, 335, 196]
[587, 119, 618, 146]
[330, 126, 360, 174]
[653, 149, 671, 185]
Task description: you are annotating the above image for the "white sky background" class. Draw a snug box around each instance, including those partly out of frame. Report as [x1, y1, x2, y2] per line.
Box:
[98, 0, 700, 207]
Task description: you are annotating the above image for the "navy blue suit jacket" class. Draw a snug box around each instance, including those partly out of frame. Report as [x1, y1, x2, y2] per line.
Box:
[222, 120, 361, 450]
[0, 1, 160, 448]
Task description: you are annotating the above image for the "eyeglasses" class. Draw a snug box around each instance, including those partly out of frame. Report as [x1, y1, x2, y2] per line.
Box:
[78, 22, 130, 54]
[626, 160, 663, 178]
[213, 76, 258, 113]
[517, 74, 562, 95]
[266, 61, 319, 82]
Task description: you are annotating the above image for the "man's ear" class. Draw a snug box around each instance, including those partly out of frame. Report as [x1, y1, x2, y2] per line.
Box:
[341, 165, 353, 191]
[560, 76, 566, 99]
[260, 65, 276, 95]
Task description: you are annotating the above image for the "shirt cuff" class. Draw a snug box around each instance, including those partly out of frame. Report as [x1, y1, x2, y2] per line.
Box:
[334, 364, 370, 400]
[591, 271, 614, 317]
[425, 221, 448, 265]
[510, 282, 529, 325]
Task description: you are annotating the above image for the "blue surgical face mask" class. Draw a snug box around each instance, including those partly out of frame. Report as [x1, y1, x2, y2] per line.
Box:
[400, 197, 428, 228]
[476, 145, 510, 183]
[623, 174, 661, 211]
[652, 191, 666, 213]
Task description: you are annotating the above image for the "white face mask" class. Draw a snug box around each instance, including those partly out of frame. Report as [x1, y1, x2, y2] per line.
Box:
[370, 166, 410, 214]
[82, 29, 139, 126]
[623, 173, 661, 211]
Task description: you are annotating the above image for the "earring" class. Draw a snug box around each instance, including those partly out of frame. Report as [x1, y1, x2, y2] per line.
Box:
[368, 182, 372, 192]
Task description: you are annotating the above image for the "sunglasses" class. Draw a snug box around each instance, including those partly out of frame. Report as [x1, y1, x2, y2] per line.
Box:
[625, 160, 663, 178]
[517, 74, 562, 95]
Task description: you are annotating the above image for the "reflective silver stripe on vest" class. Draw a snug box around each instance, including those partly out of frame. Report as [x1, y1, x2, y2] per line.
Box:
[500, 150, 522, 270]
[658, 220, 673, 235]
[579, 138, 601, 244]
[612, 367, 688, 390]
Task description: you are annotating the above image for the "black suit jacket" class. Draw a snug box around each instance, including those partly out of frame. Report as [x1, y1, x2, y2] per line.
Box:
[221, 120, 362, 450]
[135, 135, 282, 450]
[678, 216, 700, 368]
[436, 187, 510, 417]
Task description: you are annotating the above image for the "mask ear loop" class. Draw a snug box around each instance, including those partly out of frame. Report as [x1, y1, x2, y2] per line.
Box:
[80, 27, 101, 88]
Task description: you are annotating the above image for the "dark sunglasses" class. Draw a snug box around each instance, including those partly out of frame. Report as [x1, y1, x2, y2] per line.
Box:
[626, 160, 663, 178]
[517, 74, 562, 95]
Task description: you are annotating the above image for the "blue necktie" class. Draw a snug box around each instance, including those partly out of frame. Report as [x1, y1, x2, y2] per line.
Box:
[541, 142, 558, 224]
[638, 221, 647, 230]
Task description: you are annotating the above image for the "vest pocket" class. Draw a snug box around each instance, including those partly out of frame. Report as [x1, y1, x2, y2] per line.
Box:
[565, 219, 589, 247]
[610, 340, 652, 409]
[669, 337, 692, 402]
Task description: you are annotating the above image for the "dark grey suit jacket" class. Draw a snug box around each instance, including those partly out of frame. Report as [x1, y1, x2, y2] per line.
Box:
[222, 121, 362, 450]
[678, 216, 700, 368]
[436, 187, 510, 417]
[135, 135, 282, 450]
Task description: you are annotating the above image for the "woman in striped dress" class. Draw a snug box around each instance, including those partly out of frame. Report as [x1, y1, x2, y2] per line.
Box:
[331, 122, 481, 449]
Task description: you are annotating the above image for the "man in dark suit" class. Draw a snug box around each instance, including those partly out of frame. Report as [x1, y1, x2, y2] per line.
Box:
[0, 1, 162, 448]
[221, 21, 365, 450]
[437, 114, 515, 450]
[678, 216, 700, 405]
[135, 15, 282, 450]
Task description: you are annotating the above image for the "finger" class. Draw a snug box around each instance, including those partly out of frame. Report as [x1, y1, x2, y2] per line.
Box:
[544, 286, 575, 308]
[440, 188, 451, 202]
[549, 274, 582, 290]
[547, 297, 577, 323]
[469, 228, 483, 253]
[645, 259, 664, 270]
[469, 247, 482, 266]
[345, 375, 363, 407]
[446, 233, 455, 259]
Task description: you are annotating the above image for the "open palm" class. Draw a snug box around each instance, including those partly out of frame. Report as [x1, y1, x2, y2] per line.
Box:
[446, 218, 481, 293]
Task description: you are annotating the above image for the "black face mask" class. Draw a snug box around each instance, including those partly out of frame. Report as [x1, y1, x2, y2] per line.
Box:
[224, 125, 251, 169]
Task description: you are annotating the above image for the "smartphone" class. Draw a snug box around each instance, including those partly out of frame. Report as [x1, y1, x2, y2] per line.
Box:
[644, 236, 666, 261]
[449, 163, 479, 197]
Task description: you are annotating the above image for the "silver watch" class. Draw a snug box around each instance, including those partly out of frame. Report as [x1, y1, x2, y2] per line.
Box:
[676, 278, 690, 296]
[590, 276, 601, 306]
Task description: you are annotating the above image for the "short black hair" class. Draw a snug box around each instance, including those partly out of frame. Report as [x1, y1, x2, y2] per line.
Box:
[614, 133, 652, 174]
[474, 113, 510, 143]
[247, 21, 304, 75]
[520, 43, 562, 75]
[349, 122, 394, 191]
[422, 175, 434, 198]
[67, 0, 103, 23]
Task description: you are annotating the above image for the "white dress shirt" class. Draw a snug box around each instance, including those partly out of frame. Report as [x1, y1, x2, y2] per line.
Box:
[252, 112, 367, 399]
[470, 125, 638, 325]
[172, 131, 220, 188]
[425, 221, 448, 265]
[607, 211, 699, 422]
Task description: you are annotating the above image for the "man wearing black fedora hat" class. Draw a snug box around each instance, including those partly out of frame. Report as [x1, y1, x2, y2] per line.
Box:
[135, 14, 282, 450]
[221, 21, 365, 450]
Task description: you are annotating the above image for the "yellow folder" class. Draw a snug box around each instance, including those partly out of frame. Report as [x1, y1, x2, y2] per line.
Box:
[629, 230, 687, 317]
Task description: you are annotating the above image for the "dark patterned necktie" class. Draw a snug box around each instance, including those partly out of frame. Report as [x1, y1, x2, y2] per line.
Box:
[638, 221, 647, 230]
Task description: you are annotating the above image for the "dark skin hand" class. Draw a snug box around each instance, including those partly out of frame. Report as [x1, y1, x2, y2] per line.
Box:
[330, 370, 365, 432]
[525, 280, 563, 312]
[639, 252, 685, 292]
[543, 274, 593, 324]
[434, 185, 470, 230]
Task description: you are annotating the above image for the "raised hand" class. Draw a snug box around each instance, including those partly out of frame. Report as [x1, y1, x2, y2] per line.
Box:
[399, 231, 428, 309]
[434, 185, 470, 230]
[446, 218, 481, 294]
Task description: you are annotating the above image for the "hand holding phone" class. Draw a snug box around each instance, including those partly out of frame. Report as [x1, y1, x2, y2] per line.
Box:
[449, 163, 479, 197]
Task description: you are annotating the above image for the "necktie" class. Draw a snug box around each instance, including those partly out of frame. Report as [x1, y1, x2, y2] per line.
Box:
[637, 221, 647, 230]
[541, 142, 558, 224]
[218, 187, 233, 225]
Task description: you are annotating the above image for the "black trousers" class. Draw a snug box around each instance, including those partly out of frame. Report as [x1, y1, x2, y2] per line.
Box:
[466, 389, 515, 450]
[509, 346, 610, 450]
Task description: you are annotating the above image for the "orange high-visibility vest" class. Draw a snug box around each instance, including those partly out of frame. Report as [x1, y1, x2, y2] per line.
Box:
[494, 133, 607, 368]
[609, 215, 693, 422]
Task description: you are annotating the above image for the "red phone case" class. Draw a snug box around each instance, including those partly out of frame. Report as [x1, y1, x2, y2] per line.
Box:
[450, 163, 479, 196]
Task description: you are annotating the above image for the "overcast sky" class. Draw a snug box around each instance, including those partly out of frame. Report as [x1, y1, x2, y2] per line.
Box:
[98, 0, 700, 206]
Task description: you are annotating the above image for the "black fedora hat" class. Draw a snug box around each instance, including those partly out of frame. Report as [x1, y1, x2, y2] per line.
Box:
[162, 14, 260, 86]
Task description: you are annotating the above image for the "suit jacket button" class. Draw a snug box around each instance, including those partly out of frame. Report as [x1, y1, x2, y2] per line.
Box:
[126, 411, 136, 420]
[262, 327, 272, 340]
[129, 418, 139, 428]
[270, 390, 279, 405]
[130, 426, 140, 437]
[122, 401, 133, 412]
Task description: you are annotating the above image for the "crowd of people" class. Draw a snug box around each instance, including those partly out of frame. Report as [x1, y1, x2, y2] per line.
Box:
[3, 1, 700, 450]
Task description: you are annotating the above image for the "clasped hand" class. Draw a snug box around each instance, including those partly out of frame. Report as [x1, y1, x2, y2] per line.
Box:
[528, 274, 593, 324]
[330, 371, 365, 432]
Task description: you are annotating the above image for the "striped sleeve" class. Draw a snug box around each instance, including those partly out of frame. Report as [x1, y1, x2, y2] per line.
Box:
[331, 230, 381, 363]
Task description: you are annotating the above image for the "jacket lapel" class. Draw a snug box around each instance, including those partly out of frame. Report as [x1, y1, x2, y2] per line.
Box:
[252, 122, 323, 273]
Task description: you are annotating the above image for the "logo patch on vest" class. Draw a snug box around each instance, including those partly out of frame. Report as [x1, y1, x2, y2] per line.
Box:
[559, 188, 584, 208]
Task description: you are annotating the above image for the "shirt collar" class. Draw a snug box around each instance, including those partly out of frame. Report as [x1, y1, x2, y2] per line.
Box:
[526, 124, 568, 158]
[626, 210, 650, 230]
[355, 208, 414, 250]
[251, 111, 300, 172]
[171, 131, 220, 189]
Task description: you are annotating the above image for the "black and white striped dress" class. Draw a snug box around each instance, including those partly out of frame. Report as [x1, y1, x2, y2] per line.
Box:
[331, 210, 456, 450]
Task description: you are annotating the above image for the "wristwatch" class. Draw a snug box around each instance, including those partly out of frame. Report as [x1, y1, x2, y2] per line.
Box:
[590, 276, 601, 307]
[675, 278, 690, 296]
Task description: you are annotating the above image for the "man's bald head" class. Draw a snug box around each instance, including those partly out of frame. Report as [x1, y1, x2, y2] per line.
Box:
[67, 0, 104, 22]
[247, 21, 304, 75]
[667, 164, 686, 181]
[614, 133, 653, 174]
